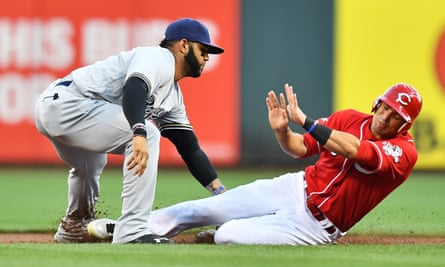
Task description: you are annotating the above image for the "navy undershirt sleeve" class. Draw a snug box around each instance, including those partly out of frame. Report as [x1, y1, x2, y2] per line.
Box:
[161, 128, 218, 187]
[122, 76, 149, 128]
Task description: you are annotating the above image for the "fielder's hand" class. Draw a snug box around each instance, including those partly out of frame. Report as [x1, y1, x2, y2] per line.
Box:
[127, 135, 148, 176]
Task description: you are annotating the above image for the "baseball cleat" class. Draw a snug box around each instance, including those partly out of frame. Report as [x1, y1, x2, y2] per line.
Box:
[128, 234, 174, 244]
[196, 229, 216, 243]
[87, 218, 116, 240]
[54, 216, 95, 243]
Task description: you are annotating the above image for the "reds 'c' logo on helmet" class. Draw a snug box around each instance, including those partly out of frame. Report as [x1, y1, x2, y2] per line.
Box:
[372, 83, 423, 133]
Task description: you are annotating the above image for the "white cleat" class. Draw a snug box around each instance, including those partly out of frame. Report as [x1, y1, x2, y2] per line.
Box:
[87, 218, 116, 240]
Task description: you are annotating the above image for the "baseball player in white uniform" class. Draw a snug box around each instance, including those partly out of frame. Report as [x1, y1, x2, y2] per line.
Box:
[34, 18, 225, 244]
[88, 83, 422, 245]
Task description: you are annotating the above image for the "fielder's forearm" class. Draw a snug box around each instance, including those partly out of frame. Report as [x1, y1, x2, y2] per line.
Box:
[161, 128, 222, 192]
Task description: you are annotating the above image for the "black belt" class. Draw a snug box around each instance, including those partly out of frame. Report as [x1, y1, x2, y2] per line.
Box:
[56, 80, 72, 87]
[306, 197, 337, 234]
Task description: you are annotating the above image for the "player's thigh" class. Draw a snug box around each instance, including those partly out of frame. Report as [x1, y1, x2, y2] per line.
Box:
[214, 214, 298, 245]
[61, 101, 132, 153]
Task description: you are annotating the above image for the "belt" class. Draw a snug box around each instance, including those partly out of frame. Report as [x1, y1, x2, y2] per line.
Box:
[56, 80, 72, 87]
[306, 197, 337, 235]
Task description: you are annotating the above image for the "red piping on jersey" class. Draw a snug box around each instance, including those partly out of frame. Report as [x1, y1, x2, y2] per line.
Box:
[355, 141, 383, 174]
[309, 158, 350, 208]
[309, 119, 376, 209]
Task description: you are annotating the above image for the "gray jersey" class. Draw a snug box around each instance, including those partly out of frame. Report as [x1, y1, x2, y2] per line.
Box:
[71, 46, 190, 127]
[35, 46, 192, 243]
[36, 17, 225, 244]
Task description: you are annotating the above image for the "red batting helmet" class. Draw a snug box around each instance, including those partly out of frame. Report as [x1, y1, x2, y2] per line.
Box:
[372, 83, 423, 133]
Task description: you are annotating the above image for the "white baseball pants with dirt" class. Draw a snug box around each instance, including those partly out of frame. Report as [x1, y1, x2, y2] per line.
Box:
[35, 79, 159, 244]
[148, 171, 344, 245]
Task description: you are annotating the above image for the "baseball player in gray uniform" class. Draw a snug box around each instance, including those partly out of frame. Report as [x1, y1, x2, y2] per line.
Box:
[34, 18, 225, 244]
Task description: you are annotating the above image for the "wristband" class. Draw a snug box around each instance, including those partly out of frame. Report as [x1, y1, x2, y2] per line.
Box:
[301, 117, 332, 145]
[307, 123, 317, 134]
[132, 123, 147, 138]
[302, 117, 315, 131]
[310, 124, 332, 145]
[213, 185, 226, 195]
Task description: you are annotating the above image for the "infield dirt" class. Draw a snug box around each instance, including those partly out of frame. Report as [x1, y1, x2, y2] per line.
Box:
[1, 232, 445, 244]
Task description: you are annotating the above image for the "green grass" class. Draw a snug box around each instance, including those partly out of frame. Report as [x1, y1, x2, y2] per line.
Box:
[0, 243, 444, 267]
[0, 167, 444, 267]
[0, 167, 275, 231]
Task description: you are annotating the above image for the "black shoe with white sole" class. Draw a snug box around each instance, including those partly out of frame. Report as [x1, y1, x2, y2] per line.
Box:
[128, 234, 175, 244]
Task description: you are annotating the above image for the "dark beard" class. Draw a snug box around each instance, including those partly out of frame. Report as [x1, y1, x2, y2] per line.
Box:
[184, 46, 202, 78]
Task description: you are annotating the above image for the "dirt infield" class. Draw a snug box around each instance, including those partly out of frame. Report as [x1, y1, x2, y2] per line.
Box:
[1, 232, 445, 244]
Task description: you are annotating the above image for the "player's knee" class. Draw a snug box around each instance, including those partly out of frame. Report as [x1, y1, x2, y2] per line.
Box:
[214, 222, 238, 244]
[69, 156, 107, 177]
